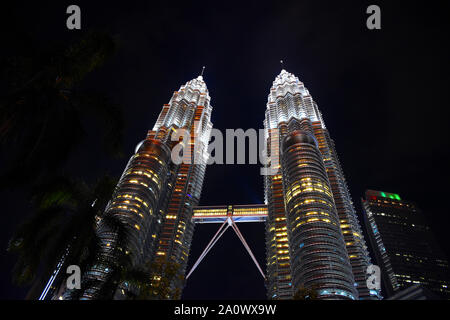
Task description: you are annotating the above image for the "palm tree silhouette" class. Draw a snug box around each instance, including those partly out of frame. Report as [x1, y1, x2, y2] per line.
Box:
[0, 31, 123, 189]
[7, 174, 118, 297]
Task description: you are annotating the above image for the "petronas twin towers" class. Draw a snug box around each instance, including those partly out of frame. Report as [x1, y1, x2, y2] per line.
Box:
[63, 69, 378, 300]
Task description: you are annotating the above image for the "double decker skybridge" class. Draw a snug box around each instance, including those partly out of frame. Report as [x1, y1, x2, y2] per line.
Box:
[187, 204, 268, 280]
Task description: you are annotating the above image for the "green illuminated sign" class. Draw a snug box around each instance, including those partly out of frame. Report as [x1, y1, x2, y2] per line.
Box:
[379, 191, 401, 200]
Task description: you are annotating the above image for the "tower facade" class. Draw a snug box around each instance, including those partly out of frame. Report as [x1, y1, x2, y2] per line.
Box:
[264, 70, 375, 300]
[150, 76, 213, 293]
[75, 75, 212, 299]
[52, 70, 380, 300]
[362, 190, 450, 298]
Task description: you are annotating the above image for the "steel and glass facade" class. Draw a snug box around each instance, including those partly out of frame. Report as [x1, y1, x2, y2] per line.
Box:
[79, 139, 171, 299]
[362, 190, 450, 299]
[66, 75, 213, 299]
[264, 70, 375, 300]
[150, 76, 212, 295]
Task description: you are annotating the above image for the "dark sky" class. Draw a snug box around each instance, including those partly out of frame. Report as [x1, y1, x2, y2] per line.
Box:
[1, 1, 450, 299]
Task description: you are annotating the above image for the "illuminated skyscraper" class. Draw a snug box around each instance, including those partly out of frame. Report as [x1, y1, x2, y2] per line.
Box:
[263, 70, 376, 300]
[72, 75, 213, 299]
[47, 69, 378, 300]
[362, 190, 450, 299]
[150, 75, 213, 294]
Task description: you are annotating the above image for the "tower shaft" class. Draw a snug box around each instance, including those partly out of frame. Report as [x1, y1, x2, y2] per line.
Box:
[264, 70, 373, 300]
[70, 76, 212, 299]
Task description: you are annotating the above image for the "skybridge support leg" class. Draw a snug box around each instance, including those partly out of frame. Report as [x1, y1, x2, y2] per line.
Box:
[185, 218, 266, 282]
[186, 219, 229, 280]
[230, 219, 266, 280]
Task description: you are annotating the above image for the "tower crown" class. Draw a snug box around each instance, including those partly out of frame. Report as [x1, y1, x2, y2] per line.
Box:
[268, 69, 309, 103]
[176, 75, 209, 99]
[152, 73, 213, 146]
[264, 69, 324, 130]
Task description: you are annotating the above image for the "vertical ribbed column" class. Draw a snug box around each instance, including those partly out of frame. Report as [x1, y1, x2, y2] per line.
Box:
[78, 139, 171, 299]
[149, 76, 213, 298]
[264, 69, 372, 300]
[57, 75, 212, 300]
[264, 126, 293, 299]
[312, 123, 375, 299]
[281, 129, 357, 300]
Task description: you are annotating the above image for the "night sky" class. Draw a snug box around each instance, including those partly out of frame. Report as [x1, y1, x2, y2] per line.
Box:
[1, 1, 450, 299]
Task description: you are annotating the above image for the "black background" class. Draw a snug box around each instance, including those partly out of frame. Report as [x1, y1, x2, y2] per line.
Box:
[1, 0, 449, 299]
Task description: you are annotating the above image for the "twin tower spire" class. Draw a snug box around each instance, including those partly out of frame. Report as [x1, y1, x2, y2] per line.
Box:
[195, 60, 284, 83]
